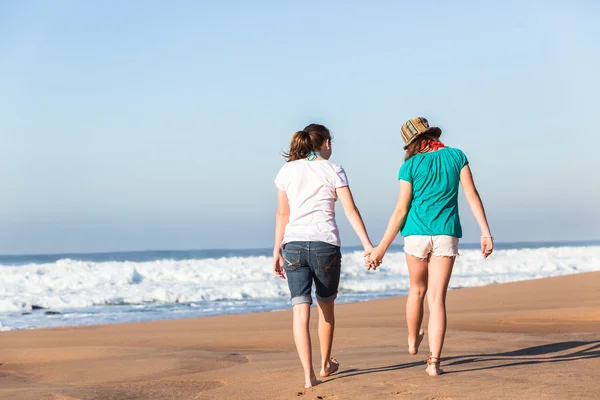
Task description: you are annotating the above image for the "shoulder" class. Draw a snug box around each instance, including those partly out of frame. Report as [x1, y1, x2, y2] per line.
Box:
[400, 156, 415, 172]
[444, 147, 467, 157]
[325, 160, 345, 172]
[278, 160, 303, 172]
[315, 160, 346, 176]
[399, 157, 415, 181]
[444, 147, 469, 167]
[275, 161, 302, 186]
[448, 147, 464, 154]
[401, 155, 416, 166]
[323, 160, 349, 186]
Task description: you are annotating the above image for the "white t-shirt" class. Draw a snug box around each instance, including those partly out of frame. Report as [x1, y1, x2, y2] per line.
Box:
[275, 159, 349, 247]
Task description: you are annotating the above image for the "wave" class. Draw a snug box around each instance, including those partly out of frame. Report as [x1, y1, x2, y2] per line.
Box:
[0, 246, 599, 313]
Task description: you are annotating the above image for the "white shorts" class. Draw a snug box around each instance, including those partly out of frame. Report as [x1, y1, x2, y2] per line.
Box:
[403, 235, 459, 259]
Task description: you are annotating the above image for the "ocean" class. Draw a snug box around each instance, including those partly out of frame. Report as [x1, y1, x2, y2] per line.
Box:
[1, 241, 599, 331]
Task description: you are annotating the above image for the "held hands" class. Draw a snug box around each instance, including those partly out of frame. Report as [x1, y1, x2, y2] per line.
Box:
[364, 246, 384, 270]
[273, 252, 286, 279]
[481, 236, 494, 259]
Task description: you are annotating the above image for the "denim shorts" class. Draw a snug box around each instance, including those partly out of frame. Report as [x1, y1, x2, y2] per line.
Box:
[282, 241, 342, 306]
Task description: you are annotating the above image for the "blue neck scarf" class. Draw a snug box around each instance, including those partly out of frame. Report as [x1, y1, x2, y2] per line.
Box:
[307, 151, 324, 161]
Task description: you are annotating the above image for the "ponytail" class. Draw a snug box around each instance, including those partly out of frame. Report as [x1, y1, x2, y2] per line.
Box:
[283, 130, 313, 162]
[283, 124, 332, 162]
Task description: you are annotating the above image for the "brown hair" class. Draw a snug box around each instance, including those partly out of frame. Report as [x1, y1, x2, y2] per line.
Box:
[404, 132, 443, 161]
[283, 124, 332, 162]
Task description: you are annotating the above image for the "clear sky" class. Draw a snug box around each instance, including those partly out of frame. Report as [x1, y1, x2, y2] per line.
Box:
[1, 0, 599, 254]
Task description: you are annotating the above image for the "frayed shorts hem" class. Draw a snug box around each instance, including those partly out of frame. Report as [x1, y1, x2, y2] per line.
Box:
[404, 250, 459, 259]
[404, 249, 429, 259]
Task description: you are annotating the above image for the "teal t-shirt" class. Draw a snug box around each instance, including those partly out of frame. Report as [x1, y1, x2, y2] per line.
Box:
[398, 147, 469, 238]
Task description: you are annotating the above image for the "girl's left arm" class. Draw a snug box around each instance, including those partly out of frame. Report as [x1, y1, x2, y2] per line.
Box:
[273, 189, 290, 279]
[369, 181, 412, 263]
[460, 165, 493, 258]
[336, 186, 374, 253]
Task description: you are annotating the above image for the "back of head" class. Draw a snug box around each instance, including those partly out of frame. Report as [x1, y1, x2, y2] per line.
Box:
[404, 132, 443, 161]
[283, 124, 331, 162]
[400, 117, 443, 161]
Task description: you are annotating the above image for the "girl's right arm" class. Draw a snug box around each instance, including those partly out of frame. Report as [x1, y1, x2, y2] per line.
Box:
[460, 165, 494, 258]
[273, 189, 290, 279]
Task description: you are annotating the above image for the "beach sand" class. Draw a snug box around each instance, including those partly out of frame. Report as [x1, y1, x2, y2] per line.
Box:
[1, 271, 599, 399]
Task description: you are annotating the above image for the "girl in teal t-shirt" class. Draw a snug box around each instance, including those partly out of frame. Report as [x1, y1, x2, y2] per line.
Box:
[367, 117, 493, 376]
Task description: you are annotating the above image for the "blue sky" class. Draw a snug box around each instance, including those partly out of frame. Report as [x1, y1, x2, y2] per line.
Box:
[1, 0, 599, 254]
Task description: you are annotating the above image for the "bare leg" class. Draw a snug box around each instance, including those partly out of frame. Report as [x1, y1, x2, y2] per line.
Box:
[406, 254, 428, 355]
[317, 300, 339, 377]
[426, 255, 456, 376]
[292, 304, 318, 388]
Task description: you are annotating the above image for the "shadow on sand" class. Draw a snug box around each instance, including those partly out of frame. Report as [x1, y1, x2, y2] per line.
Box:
[327, 340, 600, 381]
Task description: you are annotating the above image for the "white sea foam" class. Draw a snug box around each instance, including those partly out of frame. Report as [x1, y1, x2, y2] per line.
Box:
[0, 246, 599, 314]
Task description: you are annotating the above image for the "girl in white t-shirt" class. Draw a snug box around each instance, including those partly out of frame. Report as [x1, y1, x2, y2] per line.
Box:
[273, 123, 375, 389]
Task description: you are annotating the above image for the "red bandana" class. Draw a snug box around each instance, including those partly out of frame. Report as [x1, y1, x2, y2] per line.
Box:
[420, 140, 445, 151]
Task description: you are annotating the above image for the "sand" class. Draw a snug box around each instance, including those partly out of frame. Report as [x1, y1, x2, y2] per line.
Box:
[1, 271, 599, 399]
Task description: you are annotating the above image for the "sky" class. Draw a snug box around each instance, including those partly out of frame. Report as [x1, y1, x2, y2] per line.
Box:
[1, 0, 599, 254]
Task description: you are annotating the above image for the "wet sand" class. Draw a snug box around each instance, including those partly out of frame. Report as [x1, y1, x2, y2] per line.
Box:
[1, 271, 599, 399]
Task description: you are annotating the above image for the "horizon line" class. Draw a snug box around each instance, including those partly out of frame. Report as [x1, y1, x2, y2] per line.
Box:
[1, 239, 600, 258]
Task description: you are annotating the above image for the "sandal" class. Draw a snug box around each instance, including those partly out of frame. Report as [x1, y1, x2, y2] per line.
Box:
[425, 355, 444, 376]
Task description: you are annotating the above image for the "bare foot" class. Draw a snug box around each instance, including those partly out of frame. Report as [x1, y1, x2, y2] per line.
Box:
[305, 374, 321, 389]
[408, 330, 424, 355]
[320, 358, 339, 378]
[425, 356, 443, 376]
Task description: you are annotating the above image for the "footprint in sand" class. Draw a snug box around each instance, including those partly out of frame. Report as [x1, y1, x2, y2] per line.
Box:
[295, 390, 334, 398]
[218, 353, 249, 364]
